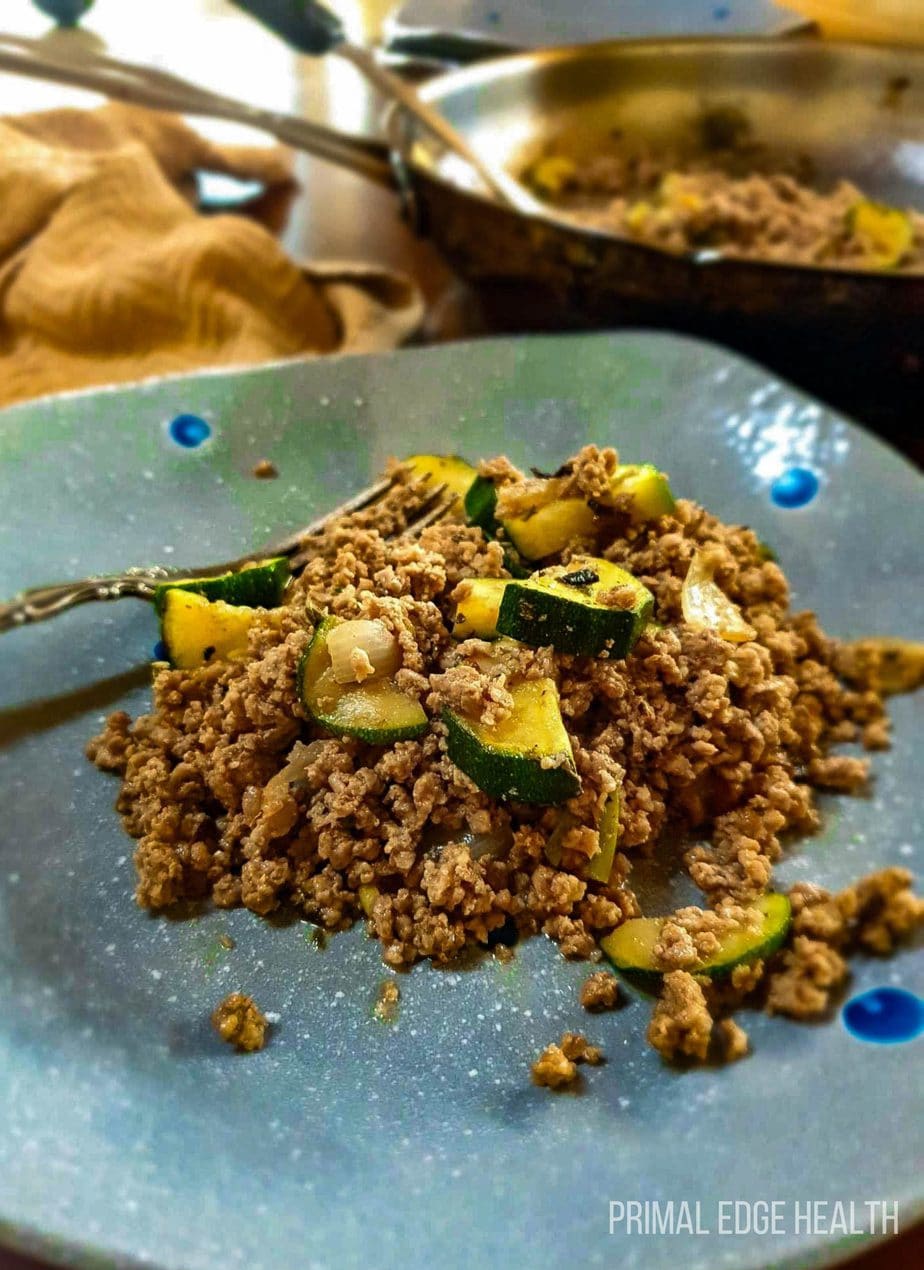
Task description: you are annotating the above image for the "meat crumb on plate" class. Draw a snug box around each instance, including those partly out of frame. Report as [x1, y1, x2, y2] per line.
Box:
[715, 1018, 749, 1062]
[532, 1031, 604, 1088]
[580, 971, 620, 1012]
[647, 971, 713, 1062]
[531, 1044, 577, 1089]
[211, 992, 268, 1052]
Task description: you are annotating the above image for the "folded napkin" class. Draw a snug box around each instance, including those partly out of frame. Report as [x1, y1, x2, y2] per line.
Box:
[0, 103, 422, 408]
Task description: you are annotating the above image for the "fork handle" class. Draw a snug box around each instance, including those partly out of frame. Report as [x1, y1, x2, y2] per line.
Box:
[0, 571, 169, 633]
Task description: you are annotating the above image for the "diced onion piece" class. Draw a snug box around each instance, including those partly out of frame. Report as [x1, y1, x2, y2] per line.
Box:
[681, 547, 756, 643]
[326, 619, 400, 685]
[262, 740, 325, 810]
[424, 823, 513, 862]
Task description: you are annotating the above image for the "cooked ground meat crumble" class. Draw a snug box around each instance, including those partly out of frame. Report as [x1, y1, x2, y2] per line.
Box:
[87, 446, 924, 1068]
[531, 1031, 604, 1089]
[211, 992, 267, 1052]
[522, 135, 924, 272]
[580, 971, 620, 1012]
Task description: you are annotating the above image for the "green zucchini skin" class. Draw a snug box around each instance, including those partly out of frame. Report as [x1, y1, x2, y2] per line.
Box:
[601, 893, 792, 995]
[442, 707, 580, 805]
[502, 547, 532, 579]
[462, 476, 530, 579]
[298, 617, 428, 744]
[153, 556, 290, 616]
[464, 475, 498, 533]
[586, 786, 621, 884]
[497, 577, 653, 658]
[609, 464, 676, 522]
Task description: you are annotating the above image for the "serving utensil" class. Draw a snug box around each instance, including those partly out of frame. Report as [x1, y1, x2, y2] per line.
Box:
[0, 476, 453, 633]
[227, 0, 544, 213]
[0, 16, 544, 215]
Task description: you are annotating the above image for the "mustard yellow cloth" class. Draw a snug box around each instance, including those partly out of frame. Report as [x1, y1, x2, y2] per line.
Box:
[0, 103, 422, 407]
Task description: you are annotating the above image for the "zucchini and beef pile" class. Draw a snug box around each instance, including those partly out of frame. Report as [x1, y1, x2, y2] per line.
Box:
[523, 135, 924, 273]
[88, 446, 924, 1064]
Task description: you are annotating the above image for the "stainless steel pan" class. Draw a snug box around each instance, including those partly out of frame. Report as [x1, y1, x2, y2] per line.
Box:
[1, 34, 921, 339]
[390, 38, 924, 337]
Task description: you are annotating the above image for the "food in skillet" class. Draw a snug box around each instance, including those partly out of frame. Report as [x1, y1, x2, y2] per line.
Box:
[88, 447, 924, 1065]
[522, 122, 924, 272]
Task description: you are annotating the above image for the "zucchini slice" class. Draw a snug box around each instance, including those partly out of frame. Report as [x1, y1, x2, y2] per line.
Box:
[601, 893, 792, 992]
[463, 477, 530, 578]
[502, 498, 598, 561]
[405, 454, 477, 512]
[543, 785, 620, 880]
[464, 474, 499, 534]
[587, 786, 621, 884]
[606, 463, 676, 522]
[848, 200, 913, 269]
[298, 616, 428, 743]
[358, 883, 380, 918]
[527, 155, 577, 197]
[160, 590, 257, 670]
[452, 577, 510, 640]
[153, 556, 290, 616]
[496, 556, 653, 657]
[443, 678, 581, 804]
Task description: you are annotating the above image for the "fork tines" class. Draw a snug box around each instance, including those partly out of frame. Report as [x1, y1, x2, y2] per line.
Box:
[281, 471, 454, 571]
[397, 485, 456, 538]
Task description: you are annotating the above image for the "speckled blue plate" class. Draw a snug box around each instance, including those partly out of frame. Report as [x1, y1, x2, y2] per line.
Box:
[0, 333, 922, 1270]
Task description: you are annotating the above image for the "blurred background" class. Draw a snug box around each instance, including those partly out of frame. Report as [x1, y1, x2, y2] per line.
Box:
[1, 0, 921, 459]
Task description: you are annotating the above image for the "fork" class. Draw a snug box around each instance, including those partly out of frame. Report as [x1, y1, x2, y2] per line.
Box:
[0, 475, 452, 633]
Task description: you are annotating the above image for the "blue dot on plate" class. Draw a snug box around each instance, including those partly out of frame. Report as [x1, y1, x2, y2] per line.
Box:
[770, 466, 819, 509]
[169, 414, 211, 448]
[712, 4, 731, 19]
[153, 639, 168, 661]
[842, 987, 924, 1045]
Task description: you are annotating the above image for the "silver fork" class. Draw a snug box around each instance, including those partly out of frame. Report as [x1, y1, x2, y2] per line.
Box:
[0, 476, 452, 633]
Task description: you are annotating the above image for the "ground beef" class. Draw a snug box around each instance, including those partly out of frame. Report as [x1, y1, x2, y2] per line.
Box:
[806, 755, 869, 792]
[654, 902, 761, 970]
[765, 937, 849, 1018]
[648, 971, 714, 1062]
[580, 971, 620, 1012]
[715, 1018, 749, 1062]
[87, 450, 922, 1066]
[531, 1043, 578, 1089]
[560, 1031, 604, 1065]
[838, 867, 924, 955]
[211, 992, 267, 1052]
[531, 1031, 604, 1088]
[523, 138, 924, 272]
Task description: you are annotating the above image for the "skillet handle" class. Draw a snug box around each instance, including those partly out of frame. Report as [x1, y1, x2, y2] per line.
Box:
[227, 1, 346, 54]
[0, 31, 398, 189]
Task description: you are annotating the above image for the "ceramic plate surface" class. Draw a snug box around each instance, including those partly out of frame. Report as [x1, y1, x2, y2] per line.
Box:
[0, 333, 921, 1270]
[387, 0, 804, 55]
